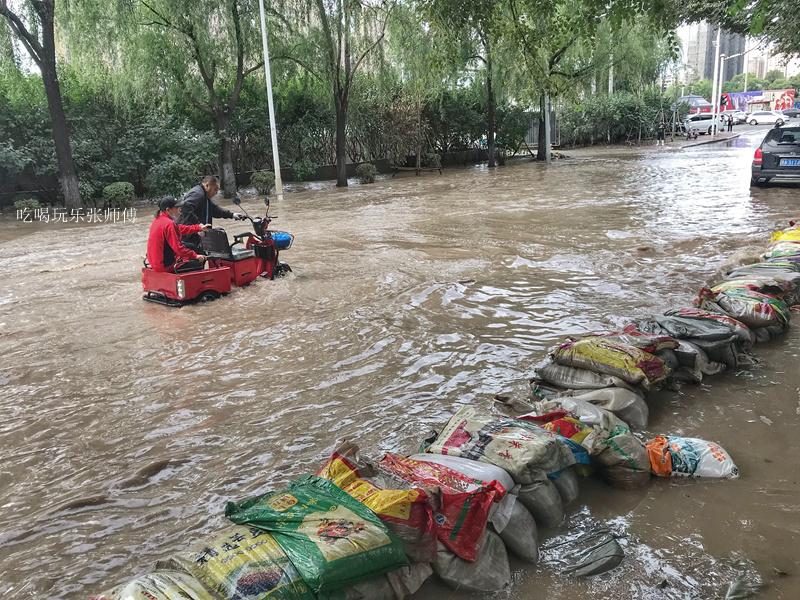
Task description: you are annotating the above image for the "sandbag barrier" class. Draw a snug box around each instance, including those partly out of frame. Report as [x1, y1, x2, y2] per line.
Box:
[91, 224, 800, 599]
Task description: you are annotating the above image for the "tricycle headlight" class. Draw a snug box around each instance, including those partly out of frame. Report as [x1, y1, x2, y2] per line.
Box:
[176, 279, 185, 299]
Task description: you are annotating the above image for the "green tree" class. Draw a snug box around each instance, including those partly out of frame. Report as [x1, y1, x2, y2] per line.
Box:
[283, 0, 395, 187]
[1, 0, 80, 207]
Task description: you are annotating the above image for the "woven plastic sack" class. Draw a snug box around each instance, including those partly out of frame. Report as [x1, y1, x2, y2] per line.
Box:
[317, 445, 437, 563]
[225, 476, 407, 594]
[551, 466, 580, 505]
[763, 241, 800, 261]
[583, 325, 679, 354]
[535, 361, 638, 391]
[564, 388, 649, 430]
[646, 435, 739, 478]
[698, 287, 790, 328]
[89, 571, 211, 600]
[405, 453, 516, 532]
[495, 500, 539, 563]
[160, 525, 313, 600]
[342, 563, 433, 600]
[517, 477, 565, 528]
[770, 228, 800, 243]
[636, 315, 737, 342]
[595, 432, 651, 488]
[664, 308, 755, 348]
[379, 453, 497, 562]
[552, 338, 669, 390]
[433, 530, 510, 592]
[425, 406, 575, 484]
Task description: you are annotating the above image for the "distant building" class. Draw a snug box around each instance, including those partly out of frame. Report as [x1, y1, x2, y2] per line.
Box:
[682, 22, 745, 82]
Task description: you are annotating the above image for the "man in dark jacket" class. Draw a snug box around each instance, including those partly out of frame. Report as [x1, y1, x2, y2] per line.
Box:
[177, 175, 245, 251]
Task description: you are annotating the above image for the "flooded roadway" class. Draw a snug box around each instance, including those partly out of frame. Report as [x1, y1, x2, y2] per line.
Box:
[1, 128, 799, 599]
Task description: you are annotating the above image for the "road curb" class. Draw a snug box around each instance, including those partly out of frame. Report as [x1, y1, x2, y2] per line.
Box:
[680, 133, 742, 149]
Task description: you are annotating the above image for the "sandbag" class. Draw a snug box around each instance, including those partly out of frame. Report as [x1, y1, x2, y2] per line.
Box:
[551, 338, 670, 390]
[433, 530, 511, 593]
[637, 315, 737, 342]
[543, 527, 624, 577]
[379, 453, 498, 562]
[342, 563, 433, 600]
[495, 500, 539, 563]
[225, 476, 408, 594]
[89, 571, 211, 600]
[519, 411, 596, 462]
[160, 526, 314, 600]
[536, 361, 638, 391]
[517, 477, 565, 528]
[688, 336, 740, 370]
[646, 435, 739, 478]
[580, 326, 679, 353]
[595, 432, 651, 488]
[425, 405, 575, 484]
[673, 340, 726, 377]
[406, 453, 516, 532]
[762, 241, 800, 260]
[565, 388, 649, 431]
[551, 467, 580, 505]
[770, 228, 800, 244]
[317, 445, 437, 563]
[523, 397, 628, 454]
[754, 327, 771, 343]
[698, 287, 790, 328]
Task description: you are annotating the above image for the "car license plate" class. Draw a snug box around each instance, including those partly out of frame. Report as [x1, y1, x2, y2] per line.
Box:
[780, 158, 800, 167]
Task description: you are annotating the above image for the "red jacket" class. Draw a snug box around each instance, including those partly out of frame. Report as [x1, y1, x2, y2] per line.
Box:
[147, 212, 203, 272]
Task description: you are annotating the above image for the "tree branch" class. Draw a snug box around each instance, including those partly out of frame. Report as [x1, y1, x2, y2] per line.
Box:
[315, 0, 338, 83]
[347, 3, 393, 90]
[271, 53, 324, 82]
[0, 3, 44, 65]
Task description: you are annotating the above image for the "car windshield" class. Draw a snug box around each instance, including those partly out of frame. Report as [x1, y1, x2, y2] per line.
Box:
[765, 128, 800, 144]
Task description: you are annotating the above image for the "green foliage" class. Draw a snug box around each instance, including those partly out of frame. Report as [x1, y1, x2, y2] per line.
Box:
[290, 158, 318, 182]
[355, 163, 378, 183]
[559, 90, 668, 146]
[102, 182, 134, 208]
[495, 104, 530, 156]
[250, 170, 276, 194]
[13, 198, 40, 211]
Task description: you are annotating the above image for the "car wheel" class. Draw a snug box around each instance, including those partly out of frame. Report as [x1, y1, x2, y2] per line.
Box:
[750, 176, 764, 187]
[749, 119, 757, 125]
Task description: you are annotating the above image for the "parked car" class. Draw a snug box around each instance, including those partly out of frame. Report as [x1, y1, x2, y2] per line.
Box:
[732, 110, 749, 124]
[751, 126, 800, 186]
[722, 110, 747, 124]
[683, 113, 726, 135]
[748, 110, 786, 126]
[780, 107, 799, 119]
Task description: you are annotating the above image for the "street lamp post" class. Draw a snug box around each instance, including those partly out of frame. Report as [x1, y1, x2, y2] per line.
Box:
[710, 28, 722, 139]
[257, 0, 283, 202]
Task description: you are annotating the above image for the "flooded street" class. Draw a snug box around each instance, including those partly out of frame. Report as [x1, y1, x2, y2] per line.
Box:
[1, 129, 799, 599]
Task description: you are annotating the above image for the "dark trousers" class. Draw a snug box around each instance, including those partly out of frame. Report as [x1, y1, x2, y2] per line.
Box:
[174, 259, 204, 273]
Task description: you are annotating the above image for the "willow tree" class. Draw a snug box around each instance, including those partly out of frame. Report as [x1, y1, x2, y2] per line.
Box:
[67, 0, 270, 197]
[284, 0, 395, 187]
[506, 0, 677, 161]
[1, 0, 80, 207]
[423, 0, 506, 168]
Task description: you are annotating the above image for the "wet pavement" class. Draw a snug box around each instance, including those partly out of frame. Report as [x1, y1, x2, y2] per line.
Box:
[1, 127, 798, 599]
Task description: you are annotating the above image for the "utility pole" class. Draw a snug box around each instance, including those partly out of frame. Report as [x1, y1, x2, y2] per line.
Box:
[710, 27, 722, 138]
[258, 0, 284, 201]
[608, 52, 614, 94]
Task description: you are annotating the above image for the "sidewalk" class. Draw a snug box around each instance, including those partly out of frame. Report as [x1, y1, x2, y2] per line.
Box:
[676, 131, 741, 148]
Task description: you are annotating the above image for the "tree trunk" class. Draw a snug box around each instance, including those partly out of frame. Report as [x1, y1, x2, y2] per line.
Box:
[335, 93, 348, 187]
[537, 91, 552, 162]
[486, 45, 496, 168]
[40, 12, 80, 208]
[216, 112, 237, 198]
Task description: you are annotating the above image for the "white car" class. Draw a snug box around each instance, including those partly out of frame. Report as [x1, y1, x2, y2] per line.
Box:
[683, 113, 726, 135]
[748, 111, 786, 126]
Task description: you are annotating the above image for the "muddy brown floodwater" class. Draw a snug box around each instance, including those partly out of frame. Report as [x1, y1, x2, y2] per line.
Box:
[1, 130, 799, 599]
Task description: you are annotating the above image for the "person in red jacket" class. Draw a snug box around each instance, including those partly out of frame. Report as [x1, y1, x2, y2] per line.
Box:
[147, 197, 211, 273]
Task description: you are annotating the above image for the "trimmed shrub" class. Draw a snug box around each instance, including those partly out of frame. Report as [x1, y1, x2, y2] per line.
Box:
[355, 162, 377, 183]
[13, 198, 40, 211]
[102, 182, 134, 208]
[291, 158, 317, 182]
[250, 170, 276, 194]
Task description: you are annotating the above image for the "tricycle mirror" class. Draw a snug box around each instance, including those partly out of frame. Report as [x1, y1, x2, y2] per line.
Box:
[233, 196, 241, 206]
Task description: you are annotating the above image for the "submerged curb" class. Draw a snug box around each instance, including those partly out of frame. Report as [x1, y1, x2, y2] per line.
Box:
[680, 133, 742, 148]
